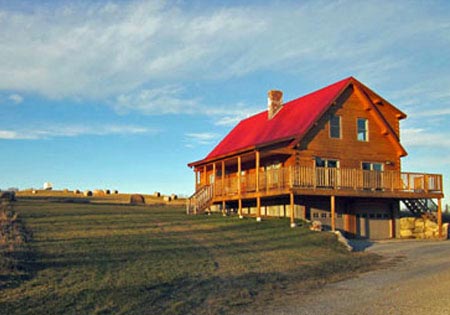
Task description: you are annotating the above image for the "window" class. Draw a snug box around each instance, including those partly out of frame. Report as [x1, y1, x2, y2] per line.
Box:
[321, 213, 327, 218]
[330, 115, 341, 139]
[315, 158, 340, 188]
[313, 213, 319, 218]
[315, 157, 339, 168]
[362, 162, 383, 171]
[357, 118, 368, 141]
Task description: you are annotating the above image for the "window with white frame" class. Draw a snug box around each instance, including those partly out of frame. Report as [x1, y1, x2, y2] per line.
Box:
[315, 157, 339, 168]
[357, 118, 368, 141]
[330, 114, 341, 139]
[362, 162, 383, 171]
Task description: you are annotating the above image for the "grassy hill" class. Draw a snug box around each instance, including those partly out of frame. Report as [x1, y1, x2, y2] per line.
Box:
[0, 199, 380, 315]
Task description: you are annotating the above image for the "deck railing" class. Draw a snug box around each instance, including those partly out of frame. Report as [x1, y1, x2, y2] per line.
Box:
[212, 166, 443, 198]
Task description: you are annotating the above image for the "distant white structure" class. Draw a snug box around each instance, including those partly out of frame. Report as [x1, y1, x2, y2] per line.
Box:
[43, 182, 53, 190]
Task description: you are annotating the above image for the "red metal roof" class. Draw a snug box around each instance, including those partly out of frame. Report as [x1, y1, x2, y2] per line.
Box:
[203, 77, 354, 161]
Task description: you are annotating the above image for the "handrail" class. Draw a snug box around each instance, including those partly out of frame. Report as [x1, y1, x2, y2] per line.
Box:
[186, 184, 213, 214]
[212, 166, 443, 197]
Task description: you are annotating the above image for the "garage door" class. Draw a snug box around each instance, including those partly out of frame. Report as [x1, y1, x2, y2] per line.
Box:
[356, 211, 391, 239]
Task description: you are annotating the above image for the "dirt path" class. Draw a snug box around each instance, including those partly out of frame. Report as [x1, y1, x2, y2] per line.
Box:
[265, 240, 450, 315]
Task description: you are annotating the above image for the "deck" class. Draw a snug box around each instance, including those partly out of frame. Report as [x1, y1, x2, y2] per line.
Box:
[211, 166, 443, 202]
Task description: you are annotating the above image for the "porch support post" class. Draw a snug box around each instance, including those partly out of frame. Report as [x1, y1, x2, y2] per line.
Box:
[256, 151, 260, 192]
[331, 195, 336, 231]
[222, 200, 226, 216]
[438, 198, 442, 238]
[238, 156, 243, 219]
[212, 163, 216, 198]
[290, 192, 296, 228]
[256, 197, 261, 222]
[256, 150, 261, 222]
[195, 170, 199, 190]
[220, 160, 227, 216]
[203, 165, 207, 185]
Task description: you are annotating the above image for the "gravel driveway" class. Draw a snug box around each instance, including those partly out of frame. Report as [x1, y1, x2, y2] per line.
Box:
[267, 239, 450, 315]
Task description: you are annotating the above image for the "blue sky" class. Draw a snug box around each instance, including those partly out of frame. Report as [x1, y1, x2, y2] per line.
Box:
[0, 0, 449, 202]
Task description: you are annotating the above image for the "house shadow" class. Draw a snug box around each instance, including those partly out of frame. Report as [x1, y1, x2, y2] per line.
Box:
[347, 238, 374, 252]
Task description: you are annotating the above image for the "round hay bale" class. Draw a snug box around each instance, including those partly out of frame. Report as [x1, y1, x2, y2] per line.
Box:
[73, 189, 81, 194]
[83, 190, 93, 197]
[113, 190, 119, 194]
[93, 189, 105, 197]
[154, 192, 161, 197]
[130, 194, 145, 205]
[163, 196, 172, 202]
[104, 189, 111, 195]
[32, 190, 37, 194]
[170, 193, 178, 200]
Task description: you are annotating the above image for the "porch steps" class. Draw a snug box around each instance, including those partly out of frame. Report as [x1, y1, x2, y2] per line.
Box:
[401, 199, 437, 217]
[186, 185, 213, 215]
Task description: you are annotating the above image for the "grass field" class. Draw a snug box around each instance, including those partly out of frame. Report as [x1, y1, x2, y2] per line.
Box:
[16, 190, 186, 206]
[1, 199, 381, 315]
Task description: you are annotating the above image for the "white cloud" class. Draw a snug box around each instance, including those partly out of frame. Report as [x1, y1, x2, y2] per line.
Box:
[402, 128, 450, 147]
[0, 124, 157, 140]
[116, 86, 259, 124]
[1, 1, 448, 101]
[116, 85, 199, 115]
[8, 94, 23, 104]
[184, 132, 219, 147]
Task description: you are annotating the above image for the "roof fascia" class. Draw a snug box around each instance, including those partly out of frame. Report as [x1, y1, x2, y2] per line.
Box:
[356, 81, 407, 120]
[188, 136, 296, 168]
[187, 147, 256, 168]
[289, 80, 355, 149]
[353, 83, 408, 157]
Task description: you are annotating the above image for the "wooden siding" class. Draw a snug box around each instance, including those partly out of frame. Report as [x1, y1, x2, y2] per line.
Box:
[293, 90, 402, 171]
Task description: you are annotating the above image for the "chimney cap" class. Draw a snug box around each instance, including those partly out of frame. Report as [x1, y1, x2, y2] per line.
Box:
[268, 89, 283, 119]
[268, 90, 283, 100]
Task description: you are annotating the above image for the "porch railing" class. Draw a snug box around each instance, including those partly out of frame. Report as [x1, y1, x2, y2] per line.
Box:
[212, 166, 443, 198]
[186, 184, 213, 214]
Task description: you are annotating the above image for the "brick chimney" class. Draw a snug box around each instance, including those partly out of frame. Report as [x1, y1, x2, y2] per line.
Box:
[268, 90, 283, 119]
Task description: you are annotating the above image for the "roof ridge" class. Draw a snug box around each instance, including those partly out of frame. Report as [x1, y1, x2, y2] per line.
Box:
[195, 77, 356, 163]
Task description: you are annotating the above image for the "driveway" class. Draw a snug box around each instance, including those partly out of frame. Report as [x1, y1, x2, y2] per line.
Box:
[267, 240, 450, 315]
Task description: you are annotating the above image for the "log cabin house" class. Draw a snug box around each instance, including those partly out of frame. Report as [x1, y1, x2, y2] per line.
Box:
[187, 77, 444, 239]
